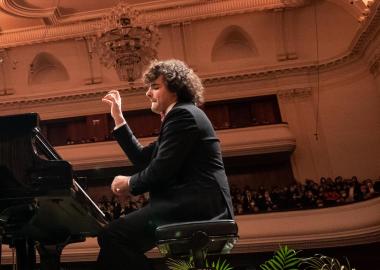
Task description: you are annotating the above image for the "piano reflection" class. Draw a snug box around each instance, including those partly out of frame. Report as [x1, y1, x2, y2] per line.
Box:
[0, 113, 108, 270]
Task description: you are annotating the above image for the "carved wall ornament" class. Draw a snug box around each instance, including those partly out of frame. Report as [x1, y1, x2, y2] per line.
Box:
[277, 87, 313, 101]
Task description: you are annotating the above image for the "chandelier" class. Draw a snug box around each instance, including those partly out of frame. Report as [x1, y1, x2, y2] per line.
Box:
[96, 1, 160, 82]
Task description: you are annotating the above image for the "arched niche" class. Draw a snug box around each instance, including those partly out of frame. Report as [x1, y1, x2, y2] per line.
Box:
[211, 25, 257, 62]
[28, 52, 69, 85]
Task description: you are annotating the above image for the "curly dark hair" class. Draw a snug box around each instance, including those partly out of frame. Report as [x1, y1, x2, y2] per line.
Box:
[143, 59, 204, 106]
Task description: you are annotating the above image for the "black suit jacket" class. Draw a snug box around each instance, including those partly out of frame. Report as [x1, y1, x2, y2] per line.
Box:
[113, 102, 234, 225]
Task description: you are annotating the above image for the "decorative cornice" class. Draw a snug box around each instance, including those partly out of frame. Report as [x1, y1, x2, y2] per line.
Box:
[0, 1, 379, 109]
[140, 0, 309, 25]
[277, 87, 313, 100]
[0, 0, 310, 48]
[202, 1, 380, 85]
[0, 84, 145, 108]
[0, 20, 98, 48]
[350, 0, 380, 55]
[326, 0, 369, 20]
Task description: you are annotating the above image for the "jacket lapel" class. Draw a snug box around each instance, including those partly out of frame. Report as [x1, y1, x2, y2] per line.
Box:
[151, 102, 190, 159]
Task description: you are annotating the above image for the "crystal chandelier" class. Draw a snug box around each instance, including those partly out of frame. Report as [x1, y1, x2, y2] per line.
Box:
[96, 1, 160, 82]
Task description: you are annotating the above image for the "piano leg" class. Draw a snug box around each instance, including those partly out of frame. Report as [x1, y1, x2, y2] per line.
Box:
[14, 239, 36, 270]
[36, 244, 64, 270]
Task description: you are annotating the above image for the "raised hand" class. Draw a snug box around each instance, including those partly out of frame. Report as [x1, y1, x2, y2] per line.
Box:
[102, 90, 125, 126]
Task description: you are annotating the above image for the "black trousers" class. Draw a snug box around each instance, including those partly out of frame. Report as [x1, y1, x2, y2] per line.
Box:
[97, 205, 157, 270]
[96, 189, 229, 270]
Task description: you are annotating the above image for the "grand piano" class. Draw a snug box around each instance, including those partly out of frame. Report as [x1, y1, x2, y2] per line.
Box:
[0, 113, 108, 270]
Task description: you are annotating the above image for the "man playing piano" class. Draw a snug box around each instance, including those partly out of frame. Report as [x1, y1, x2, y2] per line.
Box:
[98, 59, 234, 270]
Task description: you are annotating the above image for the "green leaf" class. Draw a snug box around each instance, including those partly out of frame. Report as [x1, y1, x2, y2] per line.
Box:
[284, 257, 300, 268]
[260, 245, 302, 270]
[268, 260, 280, 270]
[216, 258, 220, 270]
[277, 249, 285, 261]
[260, 264, 271, 270]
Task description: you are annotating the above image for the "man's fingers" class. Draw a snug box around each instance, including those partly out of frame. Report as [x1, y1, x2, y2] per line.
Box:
[111, 184, 121, 195]
[103, 90, 120, 102]
[114, 91, 121, 100]
[106, 90, 121, 101]
[108, 89, 119, 95]
[102, 98, 113, 105]
[110, 175, 129, 196]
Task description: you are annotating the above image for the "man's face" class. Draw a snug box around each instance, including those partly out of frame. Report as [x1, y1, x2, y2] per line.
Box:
[146, 76, 177, 114]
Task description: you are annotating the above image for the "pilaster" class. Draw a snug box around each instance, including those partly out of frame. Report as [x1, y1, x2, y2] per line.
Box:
[277, 87, 332, 182]
[274, 9, 298, 62]
[0, 49, 14, 96]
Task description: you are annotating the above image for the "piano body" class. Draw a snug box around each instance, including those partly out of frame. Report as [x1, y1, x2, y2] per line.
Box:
[0, 113, 108, 270]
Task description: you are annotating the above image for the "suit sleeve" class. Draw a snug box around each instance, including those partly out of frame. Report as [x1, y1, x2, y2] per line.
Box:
[113, 123, 157, 169]
[129, 107, 198, 195]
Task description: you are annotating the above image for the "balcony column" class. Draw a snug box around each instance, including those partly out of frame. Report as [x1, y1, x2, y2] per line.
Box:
[277, 87, 332, 182]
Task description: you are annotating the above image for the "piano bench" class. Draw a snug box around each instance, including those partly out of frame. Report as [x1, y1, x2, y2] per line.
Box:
[155, 219, 238, 270]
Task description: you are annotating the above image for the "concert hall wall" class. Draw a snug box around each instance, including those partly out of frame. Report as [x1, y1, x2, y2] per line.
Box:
[0, 0, 379, 187]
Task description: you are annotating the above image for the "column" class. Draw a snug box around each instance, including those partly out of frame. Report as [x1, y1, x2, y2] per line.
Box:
[277, 87, 332, 182]
[0, 49, 15, 96]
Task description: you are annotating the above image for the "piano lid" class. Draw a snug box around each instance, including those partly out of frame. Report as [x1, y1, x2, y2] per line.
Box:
[0, 113, 72, 195]
[0, 113, 40, 135]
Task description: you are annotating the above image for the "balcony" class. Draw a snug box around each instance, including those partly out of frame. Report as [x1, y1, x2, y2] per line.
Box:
[55, 123, 296, 170]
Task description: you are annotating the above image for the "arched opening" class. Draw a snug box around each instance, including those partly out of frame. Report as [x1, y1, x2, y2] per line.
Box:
[28, 52, 69, 85]
[211, 25, 257, 62]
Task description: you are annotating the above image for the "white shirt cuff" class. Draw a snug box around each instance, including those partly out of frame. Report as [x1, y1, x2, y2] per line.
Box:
[114, 120, 127, 130]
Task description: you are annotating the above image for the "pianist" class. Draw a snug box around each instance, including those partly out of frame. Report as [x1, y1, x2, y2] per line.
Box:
[98, 59, 234, 270]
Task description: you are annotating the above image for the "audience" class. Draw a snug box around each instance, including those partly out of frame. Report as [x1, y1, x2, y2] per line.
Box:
[96, 176, 379, 220]
[97, 194, 149, 221]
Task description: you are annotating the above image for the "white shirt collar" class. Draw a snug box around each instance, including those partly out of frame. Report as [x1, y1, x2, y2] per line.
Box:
[164, 102, 177, 117]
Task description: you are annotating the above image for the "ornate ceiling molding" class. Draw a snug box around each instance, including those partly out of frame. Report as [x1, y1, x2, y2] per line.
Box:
[0, 0, 377, 49]
[0, 0, 57, 18]
[350, 1, 380, 54]
[137, 0, 309, 12]
[140, 0, 310, 25]
[204, 0, 380, 84]
[0, 20, 97, 48]
[326, 0, 369, 19]
[0, 0, 311, 48]
[0, 1, 379, 109]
